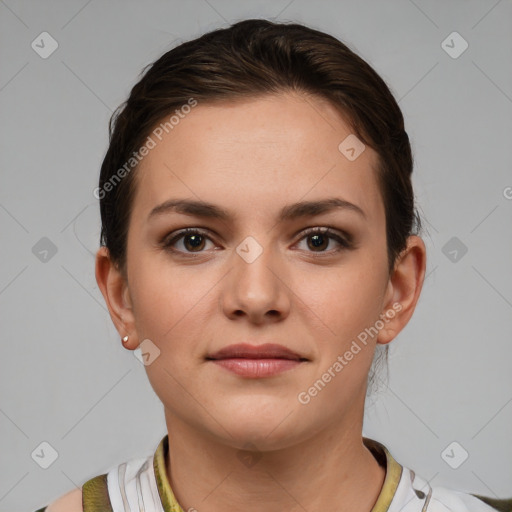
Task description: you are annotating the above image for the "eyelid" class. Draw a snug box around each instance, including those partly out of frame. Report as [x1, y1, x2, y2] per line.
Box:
[298, 226, 352, 243]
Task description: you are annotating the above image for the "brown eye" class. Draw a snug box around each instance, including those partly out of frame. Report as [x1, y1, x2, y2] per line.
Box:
[297, 227, 352, 253]
[182, 233, 206, 252]
[162, 228, 215, 254]
[307, 233, 329, 251]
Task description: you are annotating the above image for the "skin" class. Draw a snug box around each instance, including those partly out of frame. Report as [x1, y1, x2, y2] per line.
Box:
[94, 91, 426, 512]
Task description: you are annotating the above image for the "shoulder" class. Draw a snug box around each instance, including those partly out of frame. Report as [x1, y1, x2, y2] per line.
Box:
[32, 441, 161, 512]
[470, 493, 512, 512]
[387, 461, 511, 512]
[34, 472, 112, 512]
[43, 487, 83, 512]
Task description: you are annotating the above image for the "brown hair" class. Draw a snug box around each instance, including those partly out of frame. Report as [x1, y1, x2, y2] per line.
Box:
[98, 18, 422, 391]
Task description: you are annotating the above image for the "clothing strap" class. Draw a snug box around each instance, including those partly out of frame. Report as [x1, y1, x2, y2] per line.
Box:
[82, 473, 114, 511]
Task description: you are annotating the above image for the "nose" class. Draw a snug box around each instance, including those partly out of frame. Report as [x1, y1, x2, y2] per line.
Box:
[220, 239, 291, 324]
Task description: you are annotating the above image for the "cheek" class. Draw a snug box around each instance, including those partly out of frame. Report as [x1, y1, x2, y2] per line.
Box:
[128, 253, 217, 348]
[298, 257, 387, 342]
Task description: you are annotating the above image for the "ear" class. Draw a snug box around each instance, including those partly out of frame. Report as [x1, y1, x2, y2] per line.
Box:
[377, 235, 427, 345]
[95, 246, 138, 350]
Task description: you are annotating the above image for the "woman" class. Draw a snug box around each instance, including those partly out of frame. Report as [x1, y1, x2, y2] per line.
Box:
[36, 18, 511, 512]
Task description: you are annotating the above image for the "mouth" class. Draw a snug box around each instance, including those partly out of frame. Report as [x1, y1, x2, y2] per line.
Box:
[206, 343, 309, 378]
[206, 343, 308, 361]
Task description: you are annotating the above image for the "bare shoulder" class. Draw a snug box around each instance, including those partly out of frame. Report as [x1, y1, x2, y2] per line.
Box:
[45, 487, 82, 512]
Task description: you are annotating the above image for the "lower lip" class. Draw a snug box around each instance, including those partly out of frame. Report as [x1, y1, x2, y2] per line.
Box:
[210, 358, 303, 377]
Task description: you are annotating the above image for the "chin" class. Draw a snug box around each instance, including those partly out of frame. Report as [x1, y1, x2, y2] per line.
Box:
[213, 407, 311, 452]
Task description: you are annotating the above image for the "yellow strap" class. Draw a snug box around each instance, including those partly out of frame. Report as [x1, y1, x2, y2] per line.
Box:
[363, 437, 403, 512]
[153, 435, 186, 511]
[82, 473, 114, 511]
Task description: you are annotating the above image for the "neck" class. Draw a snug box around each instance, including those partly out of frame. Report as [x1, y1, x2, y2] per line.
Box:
[163, 410, 386, 512]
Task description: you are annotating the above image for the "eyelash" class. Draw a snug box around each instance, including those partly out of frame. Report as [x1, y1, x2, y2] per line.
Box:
[161, 227, 353, 256]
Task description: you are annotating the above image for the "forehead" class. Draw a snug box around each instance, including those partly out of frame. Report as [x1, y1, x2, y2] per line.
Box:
[132, 92, 384, 226]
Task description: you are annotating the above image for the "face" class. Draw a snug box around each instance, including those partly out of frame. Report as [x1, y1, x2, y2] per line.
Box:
[98, 92, 424, 451]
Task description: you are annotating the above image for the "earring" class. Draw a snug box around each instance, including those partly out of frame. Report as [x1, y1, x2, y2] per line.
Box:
[122, 335, 129, 344]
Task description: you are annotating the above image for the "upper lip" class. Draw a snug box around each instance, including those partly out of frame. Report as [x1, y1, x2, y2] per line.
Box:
[207, 343, 307, 361]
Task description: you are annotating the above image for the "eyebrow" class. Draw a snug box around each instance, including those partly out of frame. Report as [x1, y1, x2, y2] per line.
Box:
[148, 197, 366, 222]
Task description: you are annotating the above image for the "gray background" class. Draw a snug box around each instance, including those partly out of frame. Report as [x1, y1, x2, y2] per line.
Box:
[1, 0, 511, 510]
